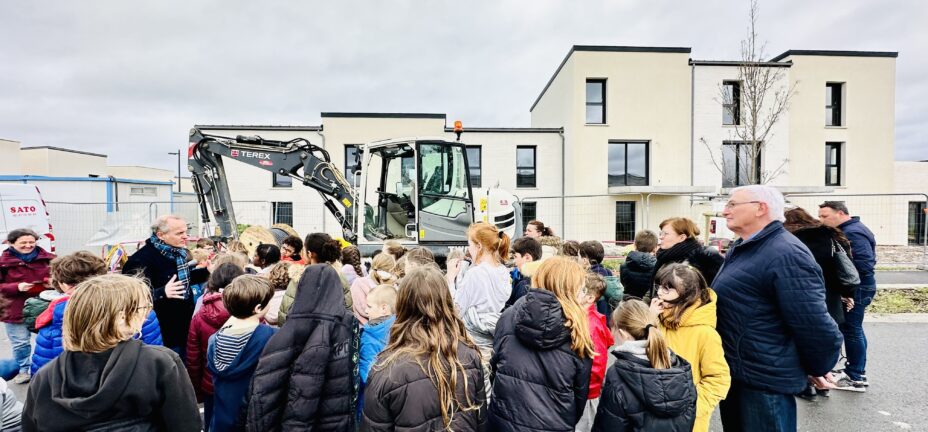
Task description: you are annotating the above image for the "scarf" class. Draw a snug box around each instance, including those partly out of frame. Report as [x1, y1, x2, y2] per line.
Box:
[650, 238, 703, 298]
[8, 247, 40, 263]
[149, 234, 190, 298]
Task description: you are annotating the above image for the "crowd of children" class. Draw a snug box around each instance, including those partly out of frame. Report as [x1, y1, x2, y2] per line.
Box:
[2, 216, 744, 432]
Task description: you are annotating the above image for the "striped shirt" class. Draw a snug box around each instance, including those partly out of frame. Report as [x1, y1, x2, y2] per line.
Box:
[213, 325, 256, 372]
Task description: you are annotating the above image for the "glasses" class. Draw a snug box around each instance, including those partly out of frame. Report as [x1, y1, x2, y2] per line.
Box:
[724, 200, 761, 209]
[653, 284, 675, 294]
[136, 303, 153, 312]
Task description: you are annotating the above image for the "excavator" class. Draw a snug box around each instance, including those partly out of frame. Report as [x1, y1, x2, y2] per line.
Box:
[187, 126, 521, 257]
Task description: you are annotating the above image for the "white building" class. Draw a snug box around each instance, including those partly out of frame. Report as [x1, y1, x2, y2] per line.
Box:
[0, 142, 188, 253]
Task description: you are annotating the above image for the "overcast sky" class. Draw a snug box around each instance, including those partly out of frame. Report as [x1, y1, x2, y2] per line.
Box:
[1, 0, 925, 172]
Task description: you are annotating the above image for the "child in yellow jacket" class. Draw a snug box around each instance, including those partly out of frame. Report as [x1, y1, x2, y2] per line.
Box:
[650, 262, 731, 432]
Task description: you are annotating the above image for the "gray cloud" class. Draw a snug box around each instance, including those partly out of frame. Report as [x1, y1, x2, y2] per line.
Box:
[1, 0, 925, 171]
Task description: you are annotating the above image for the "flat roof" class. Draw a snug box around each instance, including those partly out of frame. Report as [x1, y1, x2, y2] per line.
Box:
[443, 127, 563, 133]
[21, 146, 106, 158]
[530, 45, 692, 112]
[689, 60, 791, 68]
[320, 112, 446, 119]
[770, 50, 898, 62]
[195, 124, 323, 131]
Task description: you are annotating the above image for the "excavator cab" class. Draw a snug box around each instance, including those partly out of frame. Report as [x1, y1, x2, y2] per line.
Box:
[358, 139, 474, 254]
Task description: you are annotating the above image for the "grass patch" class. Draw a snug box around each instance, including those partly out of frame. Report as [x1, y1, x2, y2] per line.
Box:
[869, 288, 928, 313]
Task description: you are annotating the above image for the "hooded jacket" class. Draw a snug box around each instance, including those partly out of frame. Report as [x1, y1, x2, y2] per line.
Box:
[31, 295, 162, 375]
[592, 344, 697, 432]
[587, 304, 612, 400]
[650, 239, 724, 297]
[360, 342, 487, 432]
[657, 289, 730, 432]
[0, 247, 54, 323]
[246, 264, 360, 432]
[22, 338, 201, 432]
[713, 221, 843, 395]
[122, 240, 209, 348]
[839, 217, 876, 286]
[186, 292, 230, 400]
[278, 263, 351, 325]
[488, 289, 593, 432]
[207, 324, 276, 432]
[620, 251, 656, 299]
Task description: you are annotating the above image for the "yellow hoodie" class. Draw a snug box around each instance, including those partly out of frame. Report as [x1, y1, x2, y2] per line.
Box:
[658, 289, 731, 432]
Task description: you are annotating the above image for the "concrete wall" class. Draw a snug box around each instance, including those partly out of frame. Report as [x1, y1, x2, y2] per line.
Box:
[0, 139, 21, 174]
[20, 148, 108, 177]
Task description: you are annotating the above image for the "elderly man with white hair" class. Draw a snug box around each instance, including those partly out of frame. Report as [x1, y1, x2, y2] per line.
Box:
[713, 185, 843, 432]
[123, 215, 210, 359]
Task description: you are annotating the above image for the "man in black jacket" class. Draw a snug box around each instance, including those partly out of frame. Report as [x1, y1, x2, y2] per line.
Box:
[123, 215, 209, 359]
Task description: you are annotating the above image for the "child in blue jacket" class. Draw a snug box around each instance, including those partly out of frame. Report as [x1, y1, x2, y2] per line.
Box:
[207, 275, 277, 432]
[358, 284, 397, 415]
[31, 252, 162, 375]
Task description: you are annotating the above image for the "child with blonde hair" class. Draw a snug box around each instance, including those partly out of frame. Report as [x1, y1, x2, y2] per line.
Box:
[263, 261, 291, 326]
[350, 253, 397, 324]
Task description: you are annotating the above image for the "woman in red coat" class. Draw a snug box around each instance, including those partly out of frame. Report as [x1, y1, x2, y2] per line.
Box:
[0, 229, 55, 384]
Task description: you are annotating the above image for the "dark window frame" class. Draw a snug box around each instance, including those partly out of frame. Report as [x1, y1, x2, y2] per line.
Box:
[465, 145, 482, 188]
[521, 201, 537, 232]
[909, 201, 927, 246]
[608, 141, 650, 187]
[722, 141, 761, 187]
[272, 201, 294, 226]
[344, 144, 362, 188]
[586, 79, 607, 124]
[272, 172, 292, 188]
[516, 146, 537, 188]
[826, 82, 843, 126]
[825, 142, 842, 186]
[722, 81, 741, 125]
[615, 201, 636, 242]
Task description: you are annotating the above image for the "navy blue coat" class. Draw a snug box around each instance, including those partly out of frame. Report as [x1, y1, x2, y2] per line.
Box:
[207, 324, 276, 432]
[839, 217, 877, 286]
[713, 221, 843, 395]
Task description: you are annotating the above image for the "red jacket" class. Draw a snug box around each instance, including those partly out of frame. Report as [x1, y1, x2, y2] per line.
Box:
[186, 292, 229, 400]
[587, 304, 612, 399]
[0, 247, 55, 323]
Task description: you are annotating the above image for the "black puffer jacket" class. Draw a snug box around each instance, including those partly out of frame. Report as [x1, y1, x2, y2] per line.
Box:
[246, 264, 360, 432]
[488, 289, 593, 432]
[620, 251, 656, 299]
[791, 225, 855, 324]
[361, 342, 486, 432]
[592, 347, 696, 432]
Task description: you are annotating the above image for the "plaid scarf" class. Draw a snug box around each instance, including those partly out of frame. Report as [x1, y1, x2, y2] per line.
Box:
[150, 234, 190, 299]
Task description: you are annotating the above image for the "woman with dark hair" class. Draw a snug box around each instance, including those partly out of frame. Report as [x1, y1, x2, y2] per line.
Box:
[361, 266, 486, 431]
[251, 244, 281, 274]
[649, 218, 724, 298]
[340, 246, 365, 286]
[279, 233, 351, 321]
[0, 228, 55, 384]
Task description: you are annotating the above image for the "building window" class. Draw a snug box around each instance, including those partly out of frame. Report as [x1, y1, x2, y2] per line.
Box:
[272, 173, 292, 188]
[344, 145, 362, 188]
[129, 186, 157, 196]
[608, 141, 649, 187]
[722, 141, 760, 187]
[825, 142, 842, 186]
[521, 201, 537, 232]
[516, 146, 536, 188]
[909, 202, 927, 246]
[465, 145, 482, 188]
[826, 82, 843, 126]
[615, 201, 636, 242]
[272, 202, 293, 226]
[586, 79, 606, 124]
[722, 81, 741, 125]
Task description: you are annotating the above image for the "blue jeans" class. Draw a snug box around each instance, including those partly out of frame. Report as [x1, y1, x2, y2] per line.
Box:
[840, 285, 875, 381]
[720, 381, 797, 432]
[0, 359, 18, 381]
[4, 323, 32, 374]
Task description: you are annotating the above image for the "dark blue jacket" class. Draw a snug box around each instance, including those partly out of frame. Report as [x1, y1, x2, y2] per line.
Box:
[713, 221, 843, 395]
[207, 324, 276, 432]
[31, 298, 162, 375]
[839, 217, 876, 286]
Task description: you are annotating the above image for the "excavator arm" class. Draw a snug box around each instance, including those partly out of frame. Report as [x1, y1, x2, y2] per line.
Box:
[187, 128, 357, 242]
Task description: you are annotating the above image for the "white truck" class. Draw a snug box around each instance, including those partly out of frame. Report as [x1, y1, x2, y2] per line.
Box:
[0, 184, 55, 253]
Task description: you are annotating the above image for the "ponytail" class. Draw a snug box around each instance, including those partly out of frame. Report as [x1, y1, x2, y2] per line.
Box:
[304, 233, 342, 264]
[528, 220, 554, 237]
[497, 231, 510, 260]
[613, 300, 671, 370]
[467, 222, 509, 264]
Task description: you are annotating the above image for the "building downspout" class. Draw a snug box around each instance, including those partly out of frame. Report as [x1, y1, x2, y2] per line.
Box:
[559, 128, 565, 237]
[690, 62, 696, 205]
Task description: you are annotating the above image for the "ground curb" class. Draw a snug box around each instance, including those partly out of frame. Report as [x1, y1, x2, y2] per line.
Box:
[866, 313, 928, 323]
[877, 284, 928, 290]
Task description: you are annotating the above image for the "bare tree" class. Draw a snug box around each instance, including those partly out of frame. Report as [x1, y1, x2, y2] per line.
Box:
[701, 0, 796, 186]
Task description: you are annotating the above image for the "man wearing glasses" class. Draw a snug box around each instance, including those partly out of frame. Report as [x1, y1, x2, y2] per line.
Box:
[712, 185, 843, 432]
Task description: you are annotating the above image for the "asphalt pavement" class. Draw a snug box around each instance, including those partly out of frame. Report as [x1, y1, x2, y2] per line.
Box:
[3, 322, 926, 431]
[876, 271, 928, 286]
